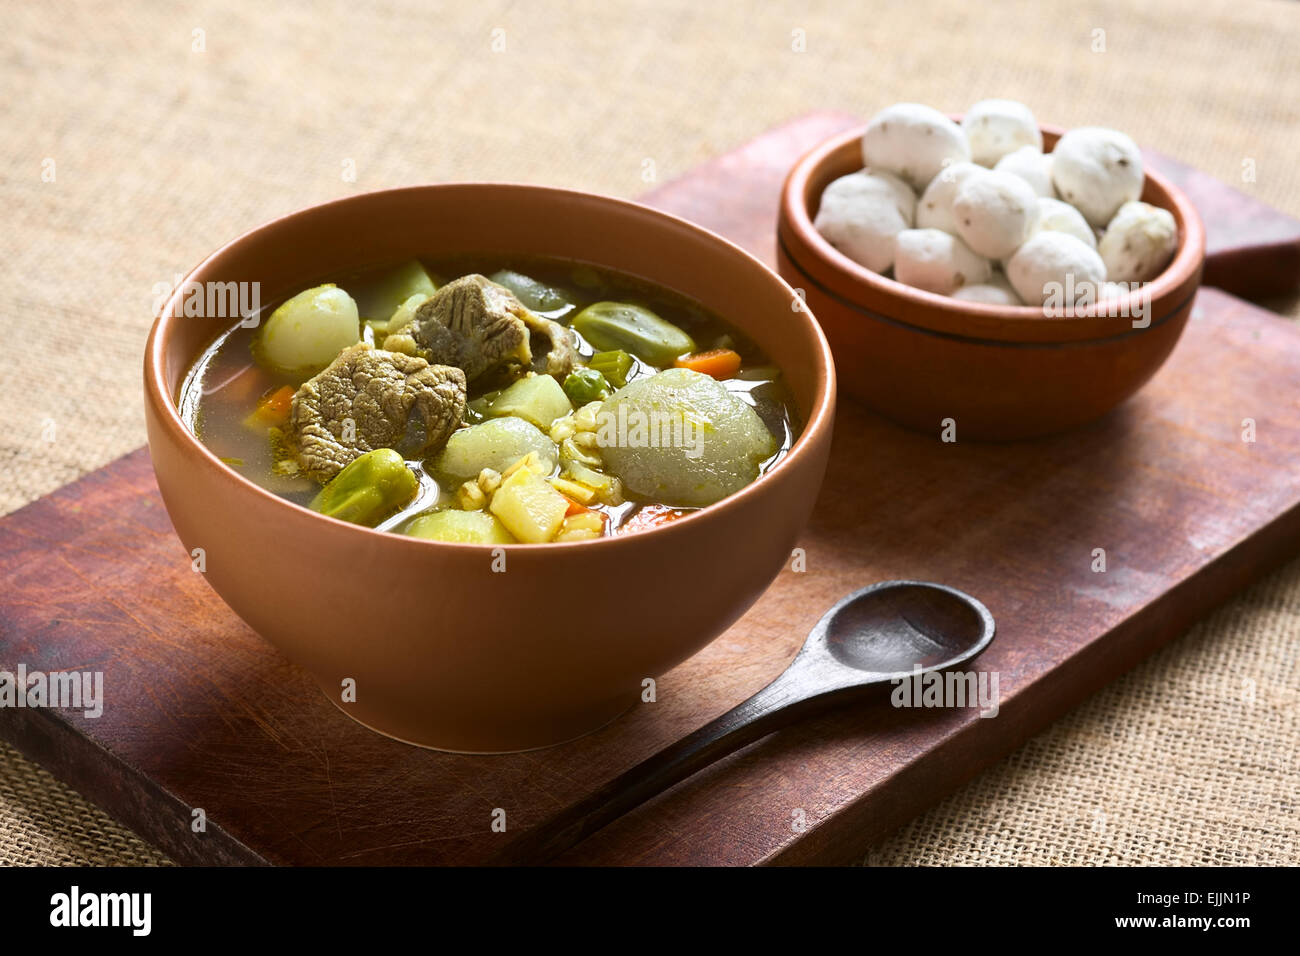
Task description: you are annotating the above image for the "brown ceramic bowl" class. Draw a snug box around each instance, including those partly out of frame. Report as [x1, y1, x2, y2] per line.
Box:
[777, 123, 1206, 440]
[144, 184, 835, 753]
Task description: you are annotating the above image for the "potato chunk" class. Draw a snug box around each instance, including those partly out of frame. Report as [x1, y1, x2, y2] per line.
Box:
[489, 468, 569, 543]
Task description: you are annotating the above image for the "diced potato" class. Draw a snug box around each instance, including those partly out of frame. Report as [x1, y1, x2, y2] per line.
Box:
[257, 284, 360, 373]
[355, 260, 438, 322]
[433, 417, 558, 483]
[555, 511, 606, 542]
[489, 374, 573, 429]
[563, 512, 605, 534]
[489, 469, 569, 543]
[405, 509, 516, 544]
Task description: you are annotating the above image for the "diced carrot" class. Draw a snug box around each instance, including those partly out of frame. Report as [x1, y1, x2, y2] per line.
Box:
[675, 348, 742, 380]
[242, 385, 295, 430]
[560, 494, 596, 517]
[619, 504, 689, 534]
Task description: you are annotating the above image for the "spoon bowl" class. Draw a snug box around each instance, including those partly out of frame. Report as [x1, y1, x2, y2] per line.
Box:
[820, 581, 995, 675]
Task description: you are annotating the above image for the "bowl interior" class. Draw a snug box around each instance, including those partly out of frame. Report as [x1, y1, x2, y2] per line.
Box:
[784, 123, 1205, 343]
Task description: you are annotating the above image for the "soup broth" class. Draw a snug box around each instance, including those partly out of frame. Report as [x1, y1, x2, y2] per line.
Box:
[181, 255, 800, 543]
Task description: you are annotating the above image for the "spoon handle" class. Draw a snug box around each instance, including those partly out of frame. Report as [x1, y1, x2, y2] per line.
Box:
[491, 670, 850, 864]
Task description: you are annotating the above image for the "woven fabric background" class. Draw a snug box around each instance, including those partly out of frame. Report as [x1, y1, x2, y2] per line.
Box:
[1, 0, 1297, 866]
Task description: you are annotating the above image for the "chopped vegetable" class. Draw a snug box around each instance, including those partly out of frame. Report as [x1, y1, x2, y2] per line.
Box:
[561, 460, 624, 505]
[675, 348, 742, 380]
[434, 417, 557, 483]
[563, 367, 611, 404]
[242, 385, 295, 431]
[559, 436, 602, 469]
[548, 476, 597, 506]
[488, 374, 573, 429]
[309, 448, 418, 527]
[405, 509, 515, 544]
[572, 302, 695, 366]
[456, 481, 487, 510]
[501, 451, 550, 480]
[555, 511, 606, 542]
[488, 269, 574, 315]
[586, 350, 634, 388]
[256, 284, 361, 373]
[355, 260, 438, 322]
[598, 368, 777, 507]
[489, 467, 569, 543]
[619, 504, 689, 534]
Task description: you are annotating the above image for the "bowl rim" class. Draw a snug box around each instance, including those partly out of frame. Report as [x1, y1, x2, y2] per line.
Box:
[778, 120, 1207, 338]
[145, 181, 837, 552]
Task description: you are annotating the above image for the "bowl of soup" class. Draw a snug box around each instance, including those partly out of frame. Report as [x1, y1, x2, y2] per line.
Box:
[144, 184, 835, 752]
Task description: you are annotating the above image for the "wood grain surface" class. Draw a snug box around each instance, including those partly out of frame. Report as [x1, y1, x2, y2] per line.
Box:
[1, 113, 1299, 866]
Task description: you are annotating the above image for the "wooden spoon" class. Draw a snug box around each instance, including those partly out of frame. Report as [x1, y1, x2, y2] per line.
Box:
[493, 580, 996, 864]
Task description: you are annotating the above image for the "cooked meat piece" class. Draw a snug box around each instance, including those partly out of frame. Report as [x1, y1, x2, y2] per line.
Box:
[290, 344, 466, 482]
[522, 310, 577, 378]
[382, 274, 532, 383]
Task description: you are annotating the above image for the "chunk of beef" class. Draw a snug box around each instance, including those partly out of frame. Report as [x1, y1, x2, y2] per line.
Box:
[290, 344, 466, 482]
[522, 310, 577, 378]
[382, 274, 532, 382]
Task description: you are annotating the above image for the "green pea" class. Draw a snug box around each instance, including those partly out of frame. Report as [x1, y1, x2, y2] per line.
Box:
[563, 368, 611, 404]
[571, 302, 695, 367]
[310, 448, 418, 527]
[586, 350, 634, 388]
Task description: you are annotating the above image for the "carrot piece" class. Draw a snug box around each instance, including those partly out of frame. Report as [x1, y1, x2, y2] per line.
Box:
[243, 385, 295, 430]
[675, 348, 742, 380]
[619, 504, 689, 534]
[561, 494, 594, 517]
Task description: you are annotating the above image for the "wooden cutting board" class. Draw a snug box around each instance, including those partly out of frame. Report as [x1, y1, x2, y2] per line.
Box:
[2, 113, 1299, 866]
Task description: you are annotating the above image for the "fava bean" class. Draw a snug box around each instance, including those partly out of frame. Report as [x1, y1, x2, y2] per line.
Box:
[572, 302, 694, 366]
[310, 448, 418, 526]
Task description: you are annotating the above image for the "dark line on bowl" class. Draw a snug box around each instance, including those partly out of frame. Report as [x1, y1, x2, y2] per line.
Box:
[778, 233, 1196, 349]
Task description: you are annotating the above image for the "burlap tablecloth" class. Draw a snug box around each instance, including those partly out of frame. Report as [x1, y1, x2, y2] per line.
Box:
[2, 0, 1296, 866]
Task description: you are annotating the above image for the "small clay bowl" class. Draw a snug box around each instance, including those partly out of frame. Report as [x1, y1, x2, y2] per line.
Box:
[777, 123, 1206, 440]
[144, 184, 835, 753]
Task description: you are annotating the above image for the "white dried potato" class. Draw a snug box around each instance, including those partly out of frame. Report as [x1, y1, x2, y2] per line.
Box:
[1097, 200, 1178, 282]
[813, 170, 916, 273]
[862, 103, 971, 191]
[893, 228, 992, 295]
[994, 145, 1055, 199]
[1007, 232, 1107, 306]
[952, 170, 1040, 259]
[1032, 197, 1097, 249]
[952, 272, 1023, 306]
[916, 161, 983, 234]
[1050, 127, 1144, 228]
[962, 99, 1042, 167]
